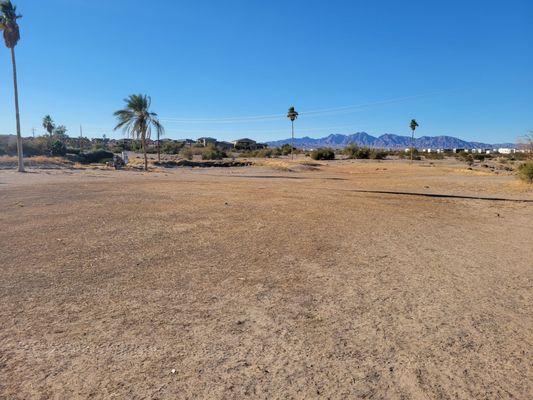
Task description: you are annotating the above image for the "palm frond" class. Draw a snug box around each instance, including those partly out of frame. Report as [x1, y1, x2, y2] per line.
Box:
[113, 94, 164, 141]
[0, 0, 21, 48]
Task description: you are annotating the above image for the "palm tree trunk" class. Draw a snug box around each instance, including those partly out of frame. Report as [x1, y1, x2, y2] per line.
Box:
[142, 132, 148, 171]
[291, 120, 294, 161]
[157, 131, 160, 162]
[10, 47, 24, 172]
[410, 129, 414, 164]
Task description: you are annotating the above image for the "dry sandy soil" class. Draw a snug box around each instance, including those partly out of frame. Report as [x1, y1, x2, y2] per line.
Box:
[1, 159, 532, 399]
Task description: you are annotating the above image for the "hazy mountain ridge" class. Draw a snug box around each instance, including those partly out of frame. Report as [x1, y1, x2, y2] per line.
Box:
[266, 133, 515, 150]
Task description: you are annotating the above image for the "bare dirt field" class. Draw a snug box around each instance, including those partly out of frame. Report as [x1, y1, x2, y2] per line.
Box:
[1, 159, 532, 399]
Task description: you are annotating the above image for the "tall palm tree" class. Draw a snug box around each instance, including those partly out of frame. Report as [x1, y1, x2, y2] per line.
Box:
[1, 1, 24, 172]
[287, 106, 298, 160]
[42, 115, 55, 137]
[410, 119, 419, 164]
[114, 94, 164, 171]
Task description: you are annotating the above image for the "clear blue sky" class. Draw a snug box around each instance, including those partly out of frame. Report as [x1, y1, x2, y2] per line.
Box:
[0, 0, 531, 143]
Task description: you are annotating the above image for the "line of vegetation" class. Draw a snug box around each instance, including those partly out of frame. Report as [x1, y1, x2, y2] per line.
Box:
[343, 144, 387, 160]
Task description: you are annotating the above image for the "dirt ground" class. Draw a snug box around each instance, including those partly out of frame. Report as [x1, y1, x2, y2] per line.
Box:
[1, 159, 532, 399]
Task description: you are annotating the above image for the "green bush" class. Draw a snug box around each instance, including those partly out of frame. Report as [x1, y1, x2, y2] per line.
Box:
[280, 143, 300, 156]
[180, 147, 193, 160]
[50, 140, 67, 156]
[457, 151, 474, 163]
[343, 144, 386, 160]
[161, 141, 184, 154]
[517, 162, 533, 183]
[398, 150, 422, 160]
[80, 150, 114, 164]
[66, 147, 81, 155]
[202, 146, 227, 160]
[370, 149, 387, 160]
[26, 137, 53, 156]
[0, 136, 52, 156]
[310, 148, 335, 160]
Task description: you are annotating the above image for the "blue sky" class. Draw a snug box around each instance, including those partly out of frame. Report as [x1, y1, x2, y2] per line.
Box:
[0, 0, 531, 143]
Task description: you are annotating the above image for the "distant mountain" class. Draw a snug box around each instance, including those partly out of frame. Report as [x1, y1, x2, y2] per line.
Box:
[266, 132, 515, 150]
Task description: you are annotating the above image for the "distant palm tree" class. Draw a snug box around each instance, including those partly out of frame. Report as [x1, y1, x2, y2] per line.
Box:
[287, 106, 299, 160]
[114, 94, 164, 171]
[42, 115, 55, 137]
[410, 119, 419, 163]
[1, 1, 24, 172]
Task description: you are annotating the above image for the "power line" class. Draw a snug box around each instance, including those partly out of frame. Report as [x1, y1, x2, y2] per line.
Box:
[158, 92, 442, 124]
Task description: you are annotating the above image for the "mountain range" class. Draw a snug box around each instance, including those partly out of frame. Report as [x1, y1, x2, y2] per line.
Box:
[266, 132, 515, 150]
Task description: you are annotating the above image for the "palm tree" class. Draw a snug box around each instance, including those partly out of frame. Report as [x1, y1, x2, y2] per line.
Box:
[287, 106, 299, 160]
[114, 94, 164, 171]
[409, 119, 419, 164]
[42, 115, 55, 137]
[1, 1, 24, 172]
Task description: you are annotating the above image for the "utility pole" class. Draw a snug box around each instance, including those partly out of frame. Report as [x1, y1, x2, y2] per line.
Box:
[32, 127, 35, 138]
[79, 125, 83, 149]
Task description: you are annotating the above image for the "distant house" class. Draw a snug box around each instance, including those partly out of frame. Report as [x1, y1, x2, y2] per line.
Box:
[498, 148, 516, 154]
[178, 139, 195, 147]
[197, 137, 217, 147]
[216, 141, 234, 151]
[232, 138, 265, 150]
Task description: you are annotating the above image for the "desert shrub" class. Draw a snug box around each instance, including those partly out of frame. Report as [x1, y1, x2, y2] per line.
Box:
[279, 143, 302, 156]
[344, 144, 387, 160]
[424, 152, 444, 160]
[180, 147, 193, 160]
[240, 148, 279, 158]
[66, 147, 81, 155]
[202, 145, 227, 160]
[398, 150, 421, 160]
[23, 137, 50, 156]
[50, 140, 67, 156]
[310, 148, 335, 160]
[0, 136, 51, 156]
[354, 147, 371, 159]
[344, 144, 367, 159]
[161, 141, 184, 154]
[80, 150, 114, 163]
[111, 143, 125, 153]
[517, 162, 533, 183]
[507, 152, 527, 161]
[457, 151, 474, 163]
[370, 149, 387, 160]
[473, 154, 486, 161]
